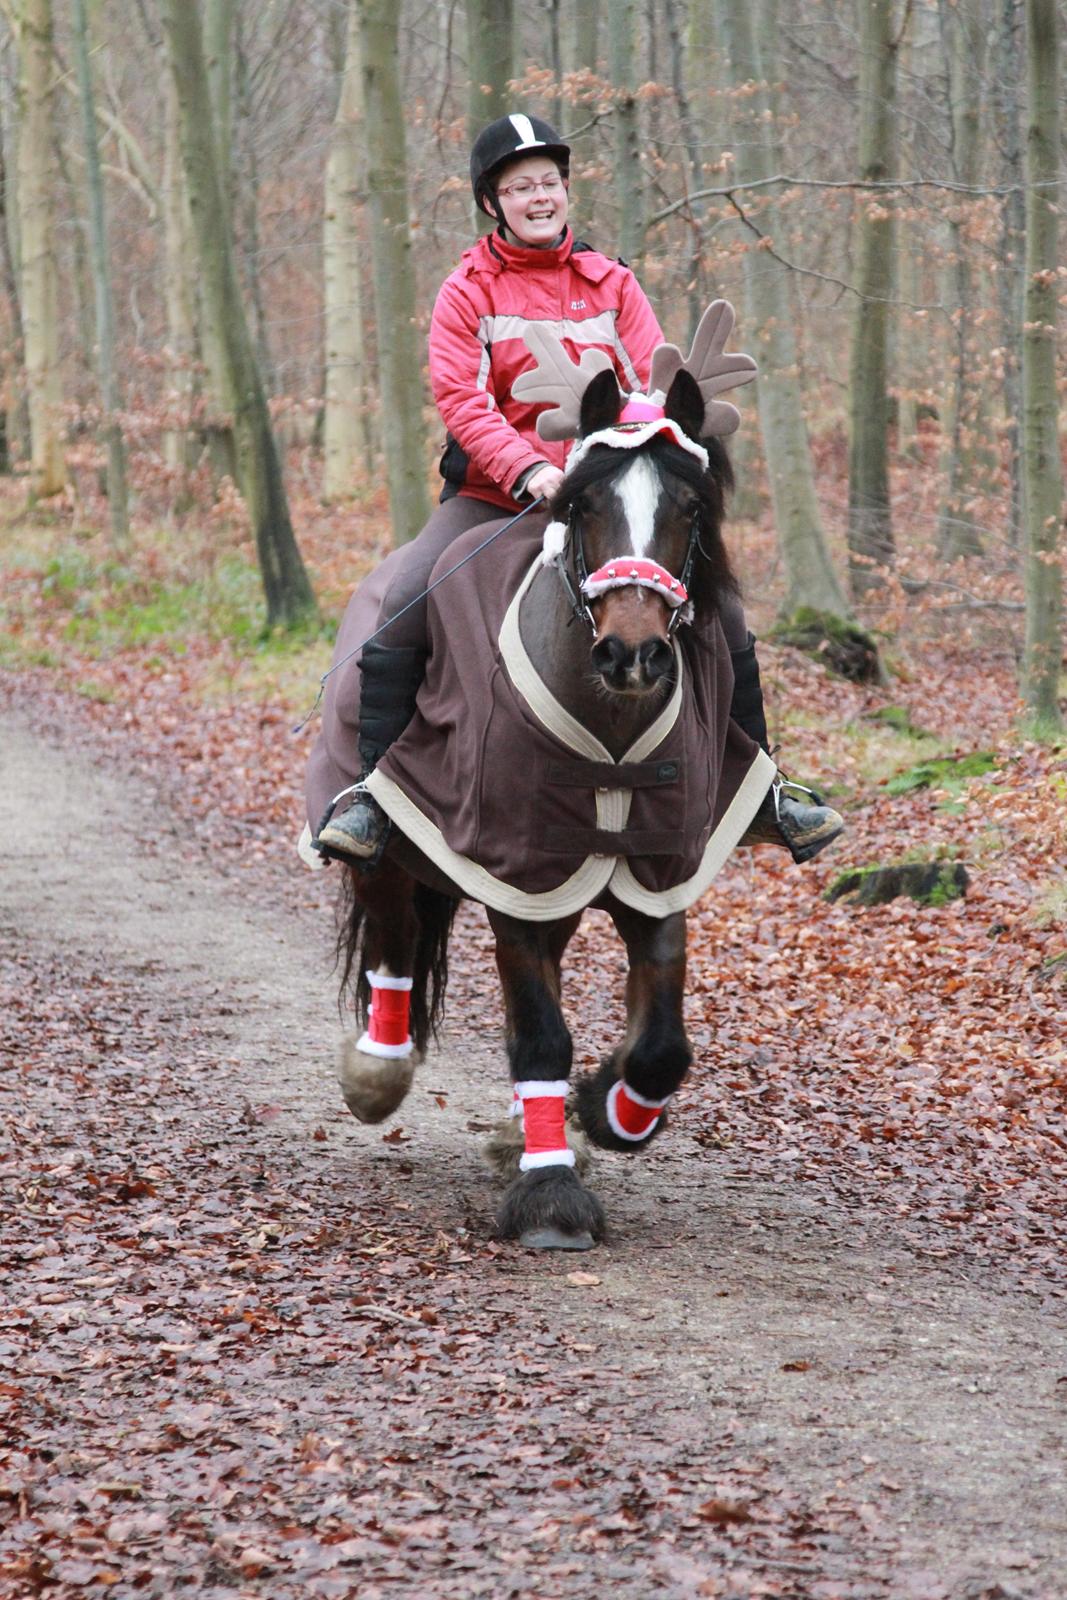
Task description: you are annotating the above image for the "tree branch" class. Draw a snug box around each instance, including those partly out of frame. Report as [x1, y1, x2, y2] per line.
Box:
[717, 191, 953, 314]
[646, 171, 1052, 227]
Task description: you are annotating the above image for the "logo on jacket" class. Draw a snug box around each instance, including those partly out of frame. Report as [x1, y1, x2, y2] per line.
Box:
[571, 299, 586, 311]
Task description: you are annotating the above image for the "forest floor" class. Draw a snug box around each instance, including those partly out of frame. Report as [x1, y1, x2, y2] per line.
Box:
[1, 466, 1066, 1598]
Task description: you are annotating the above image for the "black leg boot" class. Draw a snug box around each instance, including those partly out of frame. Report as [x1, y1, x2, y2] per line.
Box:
[730, 634, 845, 864]
[313, 642, 428, 867]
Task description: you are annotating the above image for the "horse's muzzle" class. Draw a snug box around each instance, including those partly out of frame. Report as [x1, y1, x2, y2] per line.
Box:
[591, 633, 674, 694]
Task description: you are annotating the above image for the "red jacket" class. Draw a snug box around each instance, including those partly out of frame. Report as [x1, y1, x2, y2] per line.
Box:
[429, 228, 664, 510]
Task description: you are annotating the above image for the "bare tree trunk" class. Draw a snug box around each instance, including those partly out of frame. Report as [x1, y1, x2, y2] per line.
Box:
[16, 0, 64, 498]
[715, 0, 852, 621]
[547, 0, 562, 89]
[847, 0, 898, 596]
[892, 13, 920, 461]
[200, 0, 237, 477]
[564, 0, 599, 237]
[608, 0, 642, 265]
[323, 0, 372, 501]
[162, 0, 318, 628]
[358, 0, 430, 545]
[664, 0, 705, 343]
[234, 11, 274, 393]
[1020, 0, 1063, 735]
[993, 0, 1025, 548]
[0, 91, 30, 467]
[936, 0, 990, 560]
[72, 0, 129, 548]
[466, 0, 514, 236]
[204, 0, 235, 202]
[162, 73, 200, 474]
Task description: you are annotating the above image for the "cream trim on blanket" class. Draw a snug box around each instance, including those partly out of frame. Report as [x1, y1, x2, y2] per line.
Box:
[355, 554, 777, 919]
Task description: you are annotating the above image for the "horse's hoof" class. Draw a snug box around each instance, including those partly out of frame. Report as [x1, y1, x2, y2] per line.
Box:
[519, 1227, 596, 1251]
[337, 1038, 418, 1124]
[496, 1165, 606, 1244]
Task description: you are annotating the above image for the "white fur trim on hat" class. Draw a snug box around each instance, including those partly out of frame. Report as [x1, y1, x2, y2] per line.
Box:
[566, 418, 709, 475]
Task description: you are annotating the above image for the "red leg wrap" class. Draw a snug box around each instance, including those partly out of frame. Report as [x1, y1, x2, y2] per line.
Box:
[358, 970, 413, 1059]
[606, 1079, 670, 1142]
[515, 1081, 574, 1171]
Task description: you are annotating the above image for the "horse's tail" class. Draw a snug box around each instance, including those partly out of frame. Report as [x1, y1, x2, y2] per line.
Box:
[335, 871, 457, 1054]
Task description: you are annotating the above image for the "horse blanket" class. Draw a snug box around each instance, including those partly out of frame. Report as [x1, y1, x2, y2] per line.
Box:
[302, 525, 775, 921]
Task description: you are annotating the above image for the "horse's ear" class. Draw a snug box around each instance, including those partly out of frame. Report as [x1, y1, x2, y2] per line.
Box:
[663, 368, 706, 443]
[578, 368, 623, 437]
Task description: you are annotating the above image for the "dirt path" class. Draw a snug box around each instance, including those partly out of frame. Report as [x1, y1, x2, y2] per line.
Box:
[2, 709, 1064, 1600]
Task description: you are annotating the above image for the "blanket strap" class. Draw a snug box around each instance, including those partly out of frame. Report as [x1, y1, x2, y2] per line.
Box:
[539, 824, 685, 857]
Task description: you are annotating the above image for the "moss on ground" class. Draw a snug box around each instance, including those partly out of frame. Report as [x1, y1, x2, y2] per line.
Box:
[826, 860, 970, 908]
[770, 607, 882, 683]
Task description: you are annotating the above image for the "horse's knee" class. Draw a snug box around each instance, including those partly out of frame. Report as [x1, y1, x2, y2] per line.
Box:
[337, 1036, 419, 1124]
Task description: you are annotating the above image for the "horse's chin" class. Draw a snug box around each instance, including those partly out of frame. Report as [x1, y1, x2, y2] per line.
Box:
[595, 670, 673, 701]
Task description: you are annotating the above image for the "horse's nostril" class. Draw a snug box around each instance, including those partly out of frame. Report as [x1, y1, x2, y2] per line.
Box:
[591, 635, 630, 676]
[638, 638, 674, 681]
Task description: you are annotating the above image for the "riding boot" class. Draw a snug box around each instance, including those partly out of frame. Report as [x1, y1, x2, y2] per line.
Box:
[730, 634, 845, 864]
[313, 642, 428, 867]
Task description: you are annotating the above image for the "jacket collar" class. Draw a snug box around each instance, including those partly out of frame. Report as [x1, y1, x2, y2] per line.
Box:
[462, 227, 613, 285]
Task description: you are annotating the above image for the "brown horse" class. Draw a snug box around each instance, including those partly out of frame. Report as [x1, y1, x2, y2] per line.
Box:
[309, 309, 771, 1248]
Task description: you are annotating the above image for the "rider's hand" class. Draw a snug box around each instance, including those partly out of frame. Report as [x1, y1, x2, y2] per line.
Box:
[524, 463, 565, 502]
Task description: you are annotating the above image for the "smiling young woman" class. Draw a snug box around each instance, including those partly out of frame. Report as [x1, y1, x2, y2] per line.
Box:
[312, 112, 842, 871]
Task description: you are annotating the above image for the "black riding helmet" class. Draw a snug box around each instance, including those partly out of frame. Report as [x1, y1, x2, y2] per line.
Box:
[470, 113, 571, 228]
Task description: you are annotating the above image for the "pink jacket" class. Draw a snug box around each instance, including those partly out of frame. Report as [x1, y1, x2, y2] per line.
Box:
[429, 228, 664, 511]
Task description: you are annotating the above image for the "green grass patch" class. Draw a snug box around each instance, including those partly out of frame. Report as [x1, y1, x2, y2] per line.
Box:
[886, 750, 998, 797]
[866, 704, 928, 739]
[59, 555, 267, 654]
[1032, 879, 1067, 929]
[74, 678, 118, 704]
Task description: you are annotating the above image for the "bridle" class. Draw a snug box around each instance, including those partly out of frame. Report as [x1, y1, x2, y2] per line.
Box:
[554, 498, 702, 637]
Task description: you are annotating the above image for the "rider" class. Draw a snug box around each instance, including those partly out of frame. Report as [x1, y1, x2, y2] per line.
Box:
[314, 113, 842, 866]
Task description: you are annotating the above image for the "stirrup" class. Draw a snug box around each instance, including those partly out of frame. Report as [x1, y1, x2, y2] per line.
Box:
[740, 775, 844, 865]
[313, 782, 393, 872]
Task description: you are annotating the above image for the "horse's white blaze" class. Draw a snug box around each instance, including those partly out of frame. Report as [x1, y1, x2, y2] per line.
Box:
[611, 455, 663, 557]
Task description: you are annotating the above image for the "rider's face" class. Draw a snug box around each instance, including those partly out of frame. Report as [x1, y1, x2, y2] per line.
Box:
[492, 157, 569, 248]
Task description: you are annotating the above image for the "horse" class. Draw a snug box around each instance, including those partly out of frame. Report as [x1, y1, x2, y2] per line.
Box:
[305, 304, 772, 1249]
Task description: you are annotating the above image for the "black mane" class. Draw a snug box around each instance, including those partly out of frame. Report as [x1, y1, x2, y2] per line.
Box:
[549, 433, 740, 617]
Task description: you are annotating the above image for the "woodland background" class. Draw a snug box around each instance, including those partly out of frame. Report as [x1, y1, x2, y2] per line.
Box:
[0, 0, 1063, 737]
[2, 4, 1067, 1592]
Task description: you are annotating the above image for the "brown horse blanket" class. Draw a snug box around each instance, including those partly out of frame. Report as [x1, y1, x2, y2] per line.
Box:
[303, 525, 774, 921]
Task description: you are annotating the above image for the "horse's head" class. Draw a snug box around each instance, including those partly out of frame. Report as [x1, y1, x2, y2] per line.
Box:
[514, 301, 755, 700]
[550, 369, 732, 695]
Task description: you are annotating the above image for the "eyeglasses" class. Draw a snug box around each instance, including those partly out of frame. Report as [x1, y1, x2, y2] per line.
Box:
[496, 176, 567, 199]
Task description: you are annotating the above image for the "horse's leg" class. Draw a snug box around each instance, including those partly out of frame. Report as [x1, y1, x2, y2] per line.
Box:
[482, 916, 591, 1184]
[337, 860, 423, 1124]
[488, 911, 605, 1249]
[575, 903, 692, 1151]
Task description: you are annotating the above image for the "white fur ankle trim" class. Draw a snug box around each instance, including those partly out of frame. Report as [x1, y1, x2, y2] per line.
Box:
[366, 970, 414, 991]
[356, 1032, 414, 1059]
[519, 1149, 576, 1171]
[515, 1079, 570, 1099]
[616, 1082, 670, 1110]
[606, 1079, 668, 1141]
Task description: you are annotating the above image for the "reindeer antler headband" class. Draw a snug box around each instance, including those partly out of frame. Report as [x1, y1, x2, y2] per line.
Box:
[511, 299, 757, 449]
